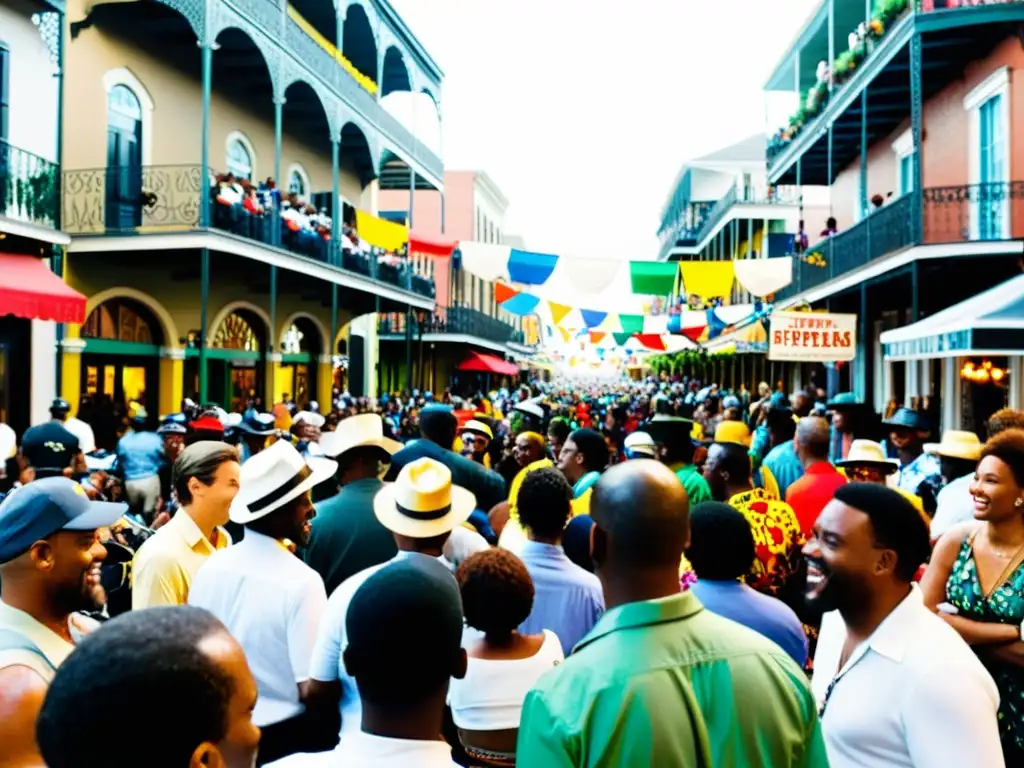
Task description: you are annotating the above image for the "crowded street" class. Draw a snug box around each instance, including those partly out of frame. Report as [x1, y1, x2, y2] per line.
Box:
[3, 0, 1024, 766]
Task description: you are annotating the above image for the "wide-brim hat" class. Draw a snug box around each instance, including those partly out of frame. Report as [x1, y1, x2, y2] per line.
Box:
[461, 420, 493, 441]
[709, 420, 752, 447]
[883, 407, 931, 433]
[240, 412, 277, 436]
[925, 430, 982, 462]
[373, 457, 476, 538]
[319, 413, 403, 459]
[230, 439, 338, 524]
[835, 439, 899, 473]
[292, 410, 326, 429]
[826, 392, 860, 410]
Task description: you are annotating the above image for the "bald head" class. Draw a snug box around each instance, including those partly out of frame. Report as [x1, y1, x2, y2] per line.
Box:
[795, 416, 830, 463]
[591, 460, 689, 567]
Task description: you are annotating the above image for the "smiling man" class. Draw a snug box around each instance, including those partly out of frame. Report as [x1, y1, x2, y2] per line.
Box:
[0, 477, 127, 766]
[806, 483, 1003, 768]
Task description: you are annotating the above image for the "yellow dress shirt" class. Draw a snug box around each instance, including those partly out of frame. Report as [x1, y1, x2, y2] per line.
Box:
[131, 510, 231, 610]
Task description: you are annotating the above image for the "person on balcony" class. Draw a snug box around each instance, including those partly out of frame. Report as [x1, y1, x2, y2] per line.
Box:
[820, 216, 838, 238]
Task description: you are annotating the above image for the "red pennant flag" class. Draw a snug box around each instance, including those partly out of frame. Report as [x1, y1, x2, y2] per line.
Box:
[495, 282, 519, 305]
[634, 334, 667, 351]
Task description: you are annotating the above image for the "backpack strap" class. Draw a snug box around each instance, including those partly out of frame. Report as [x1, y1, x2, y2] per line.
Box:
[0, 629, 58, 676]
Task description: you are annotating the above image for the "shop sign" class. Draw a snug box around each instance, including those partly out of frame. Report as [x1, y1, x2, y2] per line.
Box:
[883, 330, 973, 360]
[769, 311, 857, 362]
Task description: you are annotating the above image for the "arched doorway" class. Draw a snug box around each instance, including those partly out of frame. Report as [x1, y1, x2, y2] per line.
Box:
[206, 309, 266, 411]
[106, 83, 143, 230]
[277, 316, 323, 407]
[81, 297, 163, 444]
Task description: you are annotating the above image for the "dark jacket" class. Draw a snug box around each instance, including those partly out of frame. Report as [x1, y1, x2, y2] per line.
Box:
[386, 438, 507, 513]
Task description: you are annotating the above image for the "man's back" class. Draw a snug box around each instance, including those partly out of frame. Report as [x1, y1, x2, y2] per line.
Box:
[517, 591, 827, 768]
[304, 478, 396, 595]
[786, 462, 847, 536]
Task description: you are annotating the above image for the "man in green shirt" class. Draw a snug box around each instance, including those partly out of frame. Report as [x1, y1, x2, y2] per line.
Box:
[517, 460, 829, 768]
[645, 415, 712, 505]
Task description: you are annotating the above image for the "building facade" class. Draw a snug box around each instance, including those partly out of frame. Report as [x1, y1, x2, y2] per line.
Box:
[377, 169, 532, 395]
[54, 0, 443, 422]
[767, 0, 1024, 435]
[0, 0, 67, 435]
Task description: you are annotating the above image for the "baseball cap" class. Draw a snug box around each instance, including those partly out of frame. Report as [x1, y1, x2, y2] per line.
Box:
[21, 422, 80, 474]
[0, 477, 128, 563]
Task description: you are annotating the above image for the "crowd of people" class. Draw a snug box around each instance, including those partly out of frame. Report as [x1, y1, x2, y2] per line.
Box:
[1, 375, 1023, 767]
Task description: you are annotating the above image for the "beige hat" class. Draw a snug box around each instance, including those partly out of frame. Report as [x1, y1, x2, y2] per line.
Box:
[373, 457, 476, 538]
[230, 439, 337, 524]
[924, 430, 982, 462]
[835, 439, 899, 473]
[319, 414, 403, 459]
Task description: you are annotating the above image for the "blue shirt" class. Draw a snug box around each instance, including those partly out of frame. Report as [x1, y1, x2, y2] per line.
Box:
[762, 440, 804, 498]
[517, 540, 604, 655]
[690, 579, 808, 667]
[574, 471, 601, 499]
[116, 429, 165, 481]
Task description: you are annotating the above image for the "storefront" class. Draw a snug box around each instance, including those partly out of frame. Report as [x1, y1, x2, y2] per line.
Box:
[79, 296, 163, 411]
[275, 317, 323, 407]
[192, 309, 266, 411]
[881, 274, 1024, 436]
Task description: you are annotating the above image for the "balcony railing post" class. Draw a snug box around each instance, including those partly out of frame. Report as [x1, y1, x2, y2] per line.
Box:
[199, 41, 215, 228]
[331, 137, 340, 266]
[273, 96, 284, 246]
[910, 31, 924, 243]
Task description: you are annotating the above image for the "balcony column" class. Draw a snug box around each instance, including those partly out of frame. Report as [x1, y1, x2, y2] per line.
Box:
[331, 138, 340, 266]
[199, 248, 210, 403]
[159, 347, 185, 419]
[855, 281, 868, 401]
[331, 283, 339, 388]
[860, 90, 869, 226]
[405, 304, 413, 391]
[1008, 357, 1023, 411]
[199, 41, 217, 228]
[910, 32, 924, 241]
[273, 96, 285, 246]
[267, 265, 278, 406]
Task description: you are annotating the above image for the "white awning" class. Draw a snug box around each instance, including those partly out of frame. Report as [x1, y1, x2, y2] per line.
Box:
[881, 273, 1024, 361]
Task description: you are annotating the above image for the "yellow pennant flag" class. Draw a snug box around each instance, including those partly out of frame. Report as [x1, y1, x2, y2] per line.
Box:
[355, 210, 409, 252]
[548, 301, 572, 326]
[679, 261, 735, 301]
[557, 326, 572, 344]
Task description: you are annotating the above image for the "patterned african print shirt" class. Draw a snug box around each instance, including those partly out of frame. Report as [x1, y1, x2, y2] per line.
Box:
[727, 488, 805, 598]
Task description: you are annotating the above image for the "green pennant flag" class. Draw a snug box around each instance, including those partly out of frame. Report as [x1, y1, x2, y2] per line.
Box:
[619, 314, 645, 335]
[629, 261, 679, 296]
[613, 332, 635, 346]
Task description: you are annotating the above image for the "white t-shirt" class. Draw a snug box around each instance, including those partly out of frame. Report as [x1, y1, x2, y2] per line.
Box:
[189, 529, 326, 726]
[0, 601, 93, 681]
[930, 473, 976, 541]
[266, 732, 459, 767]
[448, 629, 564, 730]
[812, 585, 1003, 768]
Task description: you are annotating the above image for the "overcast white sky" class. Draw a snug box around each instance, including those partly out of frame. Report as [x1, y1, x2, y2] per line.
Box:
[386, 0, 819, 260]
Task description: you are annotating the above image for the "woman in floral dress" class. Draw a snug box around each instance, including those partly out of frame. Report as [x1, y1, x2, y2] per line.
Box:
[922, 429, 1024, 764]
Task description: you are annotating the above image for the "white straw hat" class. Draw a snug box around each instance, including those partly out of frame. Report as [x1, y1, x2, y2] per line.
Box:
[924, 430, 982, 462]
[319, 414, 403, 459]
[373, 457, 476, 538]
[230, 439, 337, 524]
[835, 439, 899, 472]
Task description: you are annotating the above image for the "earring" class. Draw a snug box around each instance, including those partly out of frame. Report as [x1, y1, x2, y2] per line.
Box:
[1016, 498, 1024, 509]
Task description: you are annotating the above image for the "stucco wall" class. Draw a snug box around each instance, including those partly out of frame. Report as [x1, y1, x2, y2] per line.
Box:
[0, 6, 59, 163]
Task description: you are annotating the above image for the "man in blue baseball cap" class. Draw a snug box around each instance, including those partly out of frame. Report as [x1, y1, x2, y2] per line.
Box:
[0, 476, 127, 766]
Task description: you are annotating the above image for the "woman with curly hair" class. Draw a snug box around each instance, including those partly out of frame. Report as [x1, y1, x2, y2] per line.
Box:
[449, 549, 563, 766]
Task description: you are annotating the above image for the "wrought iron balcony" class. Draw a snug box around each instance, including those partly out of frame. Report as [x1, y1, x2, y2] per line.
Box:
[775, 181, 1024, 302]
[378, 304, 523, 345]
[62, 164, 434, 297]
[0, 138, 60, 231]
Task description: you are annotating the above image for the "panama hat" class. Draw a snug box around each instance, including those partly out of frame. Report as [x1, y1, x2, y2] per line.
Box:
[835, 440, 898, 473]
[373, 457, 476, 539]
[925, 430, 982, 462]
[319, 413, 402, 459]
[229, 439, 338, 524]
[461, 420, 494, 441]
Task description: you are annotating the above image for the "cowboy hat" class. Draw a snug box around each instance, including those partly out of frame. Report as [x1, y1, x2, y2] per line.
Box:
[373, 457, 476, 539]
[319, 414, 403, 459]
[835, 440, 898, 473]
[229, 439, 338, 524]
[924, 430, 982, 462]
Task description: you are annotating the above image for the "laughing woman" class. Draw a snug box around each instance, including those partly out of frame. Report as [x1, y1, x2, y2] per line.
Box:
[922, 428, 1024, 764]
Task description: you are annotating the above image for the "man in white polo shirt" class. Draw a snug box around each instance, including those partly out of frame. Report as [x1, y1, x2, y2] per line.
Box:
[806, 483, 1004, 767]
[0, 477, 126, 765]
[189, 439, 337, 765]
[306, 457, 476, 744]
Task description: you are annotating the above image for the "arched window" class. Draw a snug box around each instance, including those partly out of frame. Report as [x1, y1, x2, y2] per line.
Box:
[287, 164, 311, 202]
[226, 131, 256, 180]
[108, 84, 141, 120]
[213, 312, 260, 351]
[82, 298, 158, 344]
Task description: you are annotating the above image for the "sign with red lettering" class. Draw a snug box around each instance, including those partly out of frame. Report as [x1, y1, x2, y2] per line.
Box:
[768, 312, 857, 362]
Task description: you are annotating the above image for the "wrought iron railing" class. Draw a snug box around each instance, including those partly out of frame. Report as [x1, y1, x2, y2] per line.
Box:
[378, 304, 522, 344]
[62, 164, 435, 297]
[0, 138, 60, 230]
[775, 181, 1024, 301]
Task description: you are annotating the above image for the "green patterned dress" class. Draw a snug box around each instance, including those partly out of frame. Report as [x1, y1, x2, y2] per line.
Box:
[945, 532, 1024, 761]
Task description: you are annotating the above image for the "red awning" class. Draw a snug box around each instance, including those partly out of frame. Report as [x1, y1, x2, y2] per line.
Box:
[0, 253, 87, 324]
[456, 350, 520, 376]
[409, 232, 457, 257]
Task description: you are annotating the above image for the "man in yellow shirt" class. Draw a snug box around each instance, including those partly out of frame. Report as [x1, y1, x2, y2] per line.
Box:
[131, 441, 240, 609]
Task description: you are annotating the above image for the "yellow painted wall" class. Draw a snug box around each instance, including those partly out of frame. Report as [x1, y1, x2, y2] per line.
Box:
[159, 357, 183, 415]
[62, 0, 373, 209]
